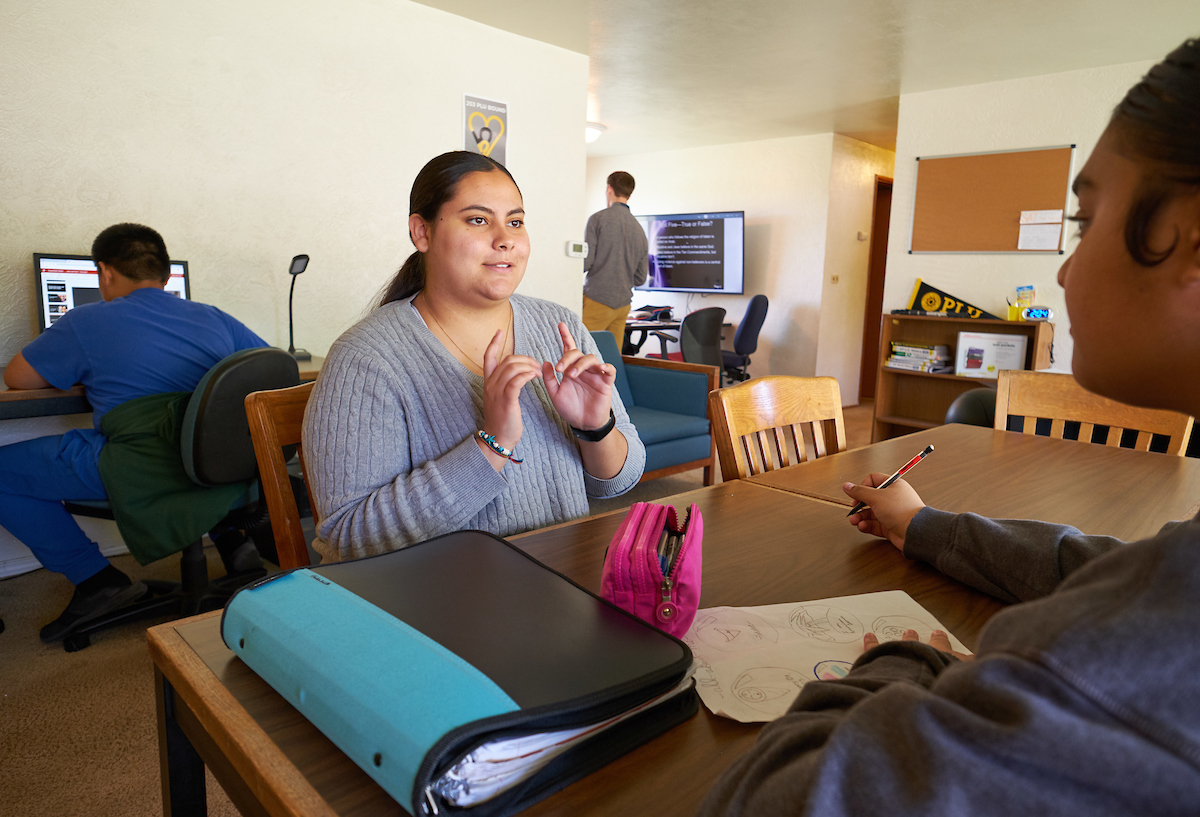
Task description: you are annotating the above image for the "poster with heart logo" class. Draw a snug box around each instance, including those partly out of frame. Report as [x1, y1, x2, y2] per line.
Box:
[464, 95, 508, 166]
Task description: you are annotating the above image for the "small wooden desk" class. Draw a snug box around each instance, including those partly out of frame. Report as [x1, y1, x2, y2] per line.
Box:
[748, 424, 1200, 540]
[148, 479, 1004, 817]
[0, 356, 323, 421]
[622, 319, 680, 355]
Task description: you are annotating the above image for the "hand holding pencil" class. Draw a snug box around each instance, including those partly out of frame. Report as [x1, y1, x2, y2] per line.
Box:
[842, 445, 932, 552]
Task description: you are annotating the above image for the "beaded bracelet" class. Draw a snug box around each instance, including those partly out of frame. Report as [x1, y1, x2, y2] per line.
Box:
[477, 430, 523, 464]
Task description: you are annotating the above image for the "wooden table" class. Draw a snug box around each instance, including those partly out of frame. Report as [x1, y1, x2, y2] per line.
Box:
[749, 424, 1200, 540]
[0, 356, 324, 421]
[148, 479, 1004, 817]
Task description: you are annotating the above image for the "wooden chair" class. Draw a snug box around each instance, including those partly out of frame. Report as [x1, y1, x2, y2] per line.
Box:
[708, 375, 846, 481]
[994, 370, 1194, 455]
[244, 381, 317, 568]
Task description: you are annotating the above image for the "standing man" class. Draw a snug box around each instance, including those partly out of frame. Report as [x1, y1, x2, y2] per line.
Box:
[582, 171, 649, 341]
[1, 223, 267, 642]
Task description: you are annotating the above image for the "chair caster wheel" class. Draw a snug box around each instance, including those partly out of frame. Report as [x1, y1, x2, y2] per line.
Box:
[63, 632, 91, 652]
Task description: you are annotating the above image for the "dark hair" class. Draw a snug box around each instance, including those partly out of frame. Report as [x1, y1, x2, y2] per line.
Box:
[91, 223, 170, 283]
[1109, 38, 1200, 266]
[607, 171, 635, 199]
[377, 151, 520, 307]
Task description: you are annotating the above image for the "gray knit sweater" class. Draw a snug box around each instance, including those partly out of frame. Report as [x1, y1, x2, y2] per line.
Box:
[302, 293, 645, 562]
[700, 509, 1200, 815]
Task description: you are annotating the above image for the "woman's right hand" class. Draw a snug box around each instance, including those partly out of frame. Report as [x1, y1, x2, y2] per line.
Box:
[842, 474, 926, 551]
[479, 330, 541, 468]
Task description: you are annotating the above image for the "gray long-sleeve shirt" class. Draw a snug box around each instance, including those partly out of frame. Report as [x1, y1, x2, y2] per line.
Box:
[302, 293, 645, 562]
[699, 508, 1200, 816]
[583, 202, 649, 309]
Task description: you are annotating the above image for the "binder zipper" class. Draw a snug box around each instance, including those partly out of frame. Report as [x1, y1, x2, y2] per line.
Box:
[423, 785, 440, 815]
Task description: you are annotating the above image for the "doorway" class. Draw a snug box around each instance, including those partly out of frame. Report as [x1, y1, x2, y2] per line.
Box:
[858, 176, 893, 401]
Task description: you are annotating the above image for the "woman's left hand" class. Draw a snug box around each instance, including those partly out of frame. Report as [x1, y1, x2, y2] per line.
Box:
[861, 628, 975, 661]
[542, 322, 615, 430]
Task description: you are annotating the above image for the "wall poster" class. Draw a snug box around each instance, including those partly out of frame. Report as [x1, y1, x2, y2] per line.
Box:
[463, 95, 508, 166]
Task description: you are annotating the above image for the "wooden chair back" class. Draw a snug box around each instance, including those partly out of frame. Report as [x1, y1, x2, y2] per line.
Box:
[994, 370, 1194, 455]
[709, 375, 846, 481]
[244, 381, 317, 568]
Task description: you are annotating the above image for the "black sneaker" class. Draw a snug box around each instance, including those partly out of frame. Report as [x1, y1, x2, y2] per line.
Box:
[39, 582, 148, 643]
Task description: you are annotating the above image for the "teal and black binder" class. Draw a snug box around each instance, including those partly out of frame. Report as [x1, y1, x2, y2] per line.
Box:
[221, 530, 697, 816]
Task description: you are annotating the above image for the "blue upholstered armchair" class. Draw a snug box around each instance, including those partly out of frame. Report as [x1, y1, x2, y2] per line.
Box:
[591, 331, 719, 485]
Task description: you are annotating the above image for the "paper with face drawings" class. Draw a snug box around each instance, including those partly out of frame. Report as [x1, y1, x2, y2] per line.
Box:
[682, 590, 971, 722]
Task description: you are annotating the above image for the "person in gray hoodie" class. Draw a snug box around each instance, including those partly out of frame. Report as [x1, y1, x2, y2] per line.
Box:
[700, 37, 1200, 817]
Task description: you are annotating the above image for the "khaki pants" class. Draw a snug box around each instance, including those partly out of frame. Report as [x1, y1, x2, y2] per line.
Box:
[582, 296, 631, 344]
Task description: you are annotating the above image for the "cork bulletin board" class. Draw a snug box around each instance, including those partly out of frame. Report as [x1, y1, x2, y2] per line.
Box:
[909, 146, 1075, 253]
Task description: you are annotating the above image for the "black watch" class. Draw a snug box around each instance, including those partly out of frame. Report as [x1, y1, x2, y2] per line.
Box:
[571, 409, 616, 442]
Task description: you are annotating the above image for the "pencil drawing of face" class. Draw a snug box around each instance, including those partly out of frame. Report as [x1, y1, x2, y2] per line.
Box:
[732, 666, 806, 715]
[693, 611, 780, 651]
[872, 616, 933, 642]
[789, 605, 863, 642]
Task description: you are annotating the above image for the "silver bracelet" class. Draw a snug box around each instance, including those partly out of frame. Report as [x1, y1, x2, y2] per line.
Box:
[477, 430, 523, 463]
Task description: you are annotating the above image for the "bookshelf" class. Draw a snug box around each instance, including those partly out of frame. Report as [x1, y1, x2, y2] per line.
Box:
[872, 314, 1054, 441]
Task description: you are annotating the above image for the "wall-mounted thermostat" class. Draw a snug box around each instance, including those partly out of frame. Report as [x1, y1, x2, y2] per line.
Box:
[565, 240, 588, 258]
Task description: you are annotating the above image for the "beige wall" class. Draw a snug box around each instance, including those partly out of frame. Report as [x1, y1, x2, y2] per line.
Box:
[0, 0, 589, 365]
[882, 59, 1155, 374]
[0, 0, 588, 576]
[588, 133, 894, 391]
[587, 134, 834, 380]
[816, 135, 896, 401]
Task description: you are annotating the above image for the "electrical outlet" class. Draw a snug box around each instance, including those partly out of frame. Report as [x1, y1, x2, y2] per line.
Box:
[830, 275, 840, 284]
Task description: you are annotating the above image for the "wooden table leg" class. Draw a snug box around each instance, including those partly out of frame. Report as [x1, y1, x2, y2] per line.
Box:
[156, 666, 208, 817]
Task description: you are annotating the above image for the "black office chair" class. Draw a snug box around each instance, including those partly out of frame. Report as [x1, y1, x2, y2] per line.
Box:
[59, 347, 300, 651]
[650, 307, 726, 367]
[944, 387, 997, 428]
[722, 295, 769, 383]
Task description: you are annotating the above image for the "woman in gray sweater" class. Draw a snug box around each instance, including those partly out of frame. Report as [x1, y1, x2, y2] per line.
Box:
[303, 152, 644, 561]
[702, 38, 1200, 816]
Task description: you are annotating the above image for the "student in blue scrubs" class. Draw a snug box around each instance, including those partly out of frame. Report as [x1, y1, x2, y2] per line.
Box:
[2, 223, 266, 642]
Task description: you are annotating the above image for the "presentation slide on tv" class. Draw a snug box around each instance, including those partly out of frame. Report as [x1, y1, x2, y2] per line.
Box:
[636, 212, 743, 293]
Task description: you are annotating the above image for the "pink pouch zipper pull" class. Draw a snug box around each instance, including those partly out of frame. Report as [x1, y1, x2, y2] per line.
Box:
[656, 576, 677, 624]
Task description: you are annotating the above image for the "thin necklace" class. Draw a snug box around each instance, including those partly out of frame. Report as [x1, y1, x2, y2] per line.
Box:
[420, 294, 512, 375]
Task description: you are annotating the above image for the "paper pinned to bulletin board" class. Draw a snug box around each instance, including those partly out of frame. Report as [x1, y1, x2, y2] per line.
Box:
[464, 95, 507, 165]
[683, 591, 970, 723]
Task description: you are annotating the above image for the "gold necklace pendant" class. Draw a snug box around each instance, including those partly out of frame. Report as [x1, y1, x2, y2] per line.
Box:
[420, 295, 511, 375]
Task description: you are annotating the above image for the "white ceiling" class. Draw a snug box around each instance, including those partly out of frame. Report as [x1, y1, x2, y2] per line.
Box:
[413, 0, 1200, 157]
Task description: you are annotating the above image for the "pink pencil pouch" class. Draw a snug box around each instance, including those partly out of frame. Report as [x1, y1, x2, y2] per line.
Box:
[600, 502, 703, 638]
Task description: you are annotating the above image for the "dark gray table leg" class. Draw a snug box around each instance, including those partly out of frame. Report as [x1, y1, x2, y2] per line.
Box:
[157, 672, 208, 817]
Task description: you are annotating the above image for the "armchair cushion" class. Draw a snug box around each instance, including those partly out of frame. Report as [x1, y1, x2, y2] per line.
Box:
[625, 406, 710, 445]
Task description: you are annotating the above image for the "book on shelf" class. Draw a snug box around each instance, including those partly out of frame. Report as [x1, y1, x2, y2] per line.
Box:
[890, 342, 951, 360]
[885, 355, 954, 374]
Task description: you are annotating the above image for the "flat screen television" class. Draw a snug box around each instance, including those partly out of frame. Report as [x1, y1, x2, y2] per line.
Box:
[33, 253, 190, 333]
[634, 210, 744, 295]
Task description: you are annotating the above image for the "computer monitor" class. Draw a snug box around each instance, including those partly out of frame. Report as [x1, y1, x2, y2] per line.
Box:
[32, 253, 191, 332]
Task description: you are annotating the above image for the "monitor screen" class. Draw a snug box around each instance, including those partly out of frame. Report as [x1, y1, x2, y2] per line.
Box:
[634, 211, 745, 295]
[32, 253, 190, 332]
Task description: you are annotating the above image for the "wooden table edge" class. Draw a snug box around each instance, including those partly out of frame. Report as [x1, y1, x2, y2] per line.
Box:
[148, 614, 340, 817]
